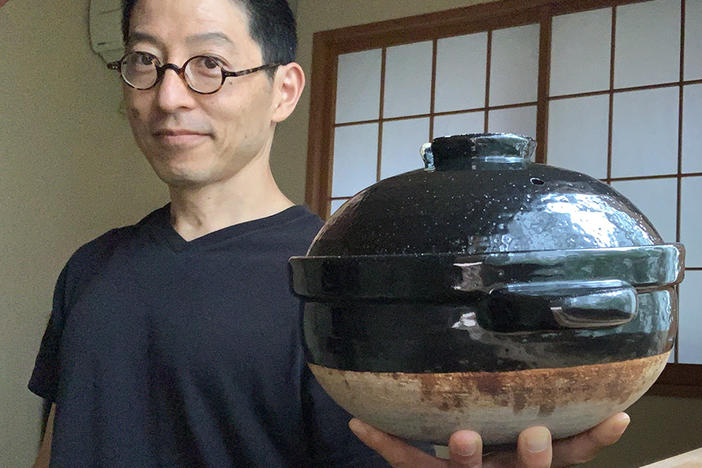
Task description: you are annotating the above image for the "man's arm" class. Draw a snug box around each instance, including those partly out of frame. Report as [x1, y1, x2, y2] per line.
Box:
[32, 403, 55, 468]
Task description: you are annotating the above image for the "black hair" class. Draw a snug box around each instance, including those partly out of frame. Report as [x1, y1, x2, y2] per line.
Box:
[121, 0, 297, 71]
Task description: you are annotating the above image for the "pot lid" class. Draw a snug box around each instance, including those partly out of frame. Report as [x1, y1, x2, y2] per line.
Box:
[308, 133, 665, 256]
[290, 134, 684, 331]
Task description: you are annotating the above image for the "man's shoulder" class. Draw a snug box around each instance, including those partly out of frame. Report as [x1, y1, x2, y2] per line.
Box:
[278, 205, 324, 235]
[69, 227, 132, 263]
[65, 205, 167, 274]
[257, 205, 324, 251]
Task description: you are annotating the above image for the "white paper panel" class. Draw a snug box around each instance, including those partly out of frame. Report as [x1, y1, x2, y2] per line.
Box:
[614, 0, 680, 88]
[433, 112, 485, 140]
[380, 118, 430, 180]
[488, 106, 537, 139]
[610, 178, 677, 243]
[611, 87, 679, 178]
[489, 24, 540, 106]
[681, 176, 702, 267]
[550, 8, 612, 96]
[331, 123, 379, 198]
[335, 49, 382, 124]
[547, 95, 609, 179]
[383, 41, 433, 118]
[330, 199, 348, 216]
[683, 84, 702, 173]
[685, 0, 702, 80]
[435, 33, 488, 112]
[679, 270, 702, 364]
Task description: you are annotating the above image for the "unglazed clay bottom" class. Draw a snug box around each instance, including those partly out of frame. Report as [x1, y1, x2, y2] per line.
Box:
[309, 352, 669, 445]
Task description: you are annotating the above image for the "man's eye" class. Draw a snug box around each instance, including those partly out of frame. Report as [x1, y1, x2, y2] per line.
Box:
[203, 57, 220, 69]
[138, 54, 155, 65]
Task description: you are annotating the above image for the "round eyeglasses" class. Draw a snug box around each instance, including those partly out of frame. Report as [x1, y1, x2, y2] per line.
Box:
[107, 52, 280, 95]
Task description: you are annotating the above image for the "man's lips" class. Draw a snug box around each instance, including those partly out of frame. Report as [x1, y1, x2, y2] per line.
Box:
[152, 129, 211, 145]
[153, 128, 210, 136]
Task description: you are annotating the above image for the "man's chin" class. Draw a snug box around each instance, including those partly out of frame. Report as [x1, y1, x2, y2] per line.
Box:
[152, 167, 214, 189]
[145, 154, 211, 186]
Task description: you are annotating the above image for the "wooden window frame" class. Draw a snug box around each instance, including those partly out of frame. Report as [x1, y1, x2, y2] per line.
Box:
[305, 0, 702, 398]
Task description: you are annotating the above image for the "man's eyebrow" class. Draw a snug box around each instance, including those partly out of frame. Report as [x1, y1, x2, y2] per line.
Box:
[126, 32, 235, 49]
[126, 31, 164, 49]
[185, 32, 235, 47]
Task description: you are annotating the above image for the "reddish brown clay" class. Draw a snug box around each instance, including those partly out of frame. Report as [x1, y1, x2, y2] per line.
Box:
[310, 352, 670, 445]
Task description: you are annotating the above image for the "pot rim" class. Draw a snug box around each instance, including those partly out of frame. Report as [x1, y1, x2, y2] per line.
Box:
[290, 243, 684, 301]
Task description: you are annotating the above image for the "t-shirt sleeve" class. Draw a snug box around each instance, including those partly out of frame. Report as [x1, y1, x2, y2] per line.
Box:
[28, 265, 69, 402]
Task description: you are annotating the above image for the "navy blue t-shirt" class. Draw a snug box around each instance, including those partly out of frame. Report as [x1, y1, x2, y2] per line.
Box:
[29, 205, 387, 467]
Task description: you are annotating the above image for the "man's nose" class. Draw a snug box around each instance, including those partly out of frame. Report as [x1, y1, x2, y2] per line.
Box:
[155, 67, 196, 111]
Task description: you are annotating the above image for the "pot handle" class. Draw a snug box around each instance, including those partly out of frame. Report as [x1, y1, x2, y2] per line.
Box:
[478, 279, 638, 332]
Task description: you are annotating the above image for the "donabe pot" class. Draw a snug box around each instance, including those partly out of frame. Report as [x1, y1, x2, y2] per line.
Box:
[290, 133, 684, 445]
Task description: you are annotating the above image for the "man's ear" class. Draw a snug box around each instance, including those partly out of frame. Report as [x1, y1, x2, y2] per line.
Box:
[271, 62, 305, 123]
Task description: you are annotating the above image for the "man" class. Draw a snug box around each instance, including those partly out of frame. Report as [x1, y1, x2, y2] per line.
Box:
[30, 0, 630, 466]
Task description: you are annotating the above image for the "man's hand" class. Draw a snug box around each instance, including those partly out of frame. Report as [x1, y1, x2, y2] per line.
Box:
[348, 412, 630, 468]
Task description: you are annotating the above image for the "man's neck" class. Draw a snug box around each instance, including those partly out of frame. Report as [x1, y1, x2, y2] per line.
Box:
[167, 162, 294, 242]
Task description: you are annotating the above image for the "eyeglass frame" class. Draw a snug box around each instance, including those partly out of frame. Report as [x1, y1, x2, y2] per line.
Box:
[107, 52, 281, 95]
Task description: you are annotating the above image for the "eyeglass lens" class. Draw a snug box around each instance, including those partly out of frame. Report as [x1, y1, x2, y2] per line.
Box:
[120, 52, 225, 94]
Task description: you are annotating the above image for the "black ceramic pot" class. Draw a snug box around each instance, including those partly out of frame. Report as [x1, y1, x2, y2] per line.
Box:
[290, 133, 684, 445]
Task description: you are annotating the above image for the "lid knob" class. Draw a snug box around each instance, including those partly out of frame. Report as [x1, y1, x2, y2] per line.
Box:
[422, 133, 536, 170]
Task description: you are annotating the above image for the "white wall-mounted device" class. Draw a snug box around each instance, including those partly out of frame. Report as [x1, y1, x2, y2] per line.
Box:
[89, 0, 124, 63]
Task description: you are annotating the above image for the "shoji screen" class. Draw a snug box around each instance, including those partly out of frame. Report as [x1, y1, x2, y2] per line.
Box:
[546, 0, 701, 365]
[329, 24, 541, 213]
[307, 0, 702, 388]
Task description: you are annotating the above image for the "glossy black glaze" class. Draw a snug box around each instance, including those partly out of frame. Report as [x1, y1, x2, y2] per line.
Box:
[290, 134, 685, 373]
[292, 246, 683, 302]
[426, 133, 536, 171]
[307, 163, 663, 256]
[302, 289, 676, 373]
[309, 133, 662, 256]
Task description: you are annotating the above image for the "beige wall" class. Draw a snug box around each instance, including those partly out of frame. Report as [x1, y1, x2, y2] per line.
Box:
[1, 0, 700, 466]
[0, 1, 167, 465]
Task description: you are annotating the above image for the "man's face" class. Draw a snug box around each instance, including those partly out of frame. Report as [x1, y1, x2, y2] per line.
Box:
[124, 0, 278, 188]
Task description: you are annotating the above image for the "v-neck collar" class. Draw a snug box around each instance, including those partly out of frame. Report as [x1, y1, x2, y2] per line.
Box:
[145, 204, 309, 253]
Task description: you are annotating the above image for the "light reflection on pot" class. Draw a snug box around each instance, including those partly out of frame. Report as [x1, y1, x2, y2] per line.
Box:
[290, 133, 684, 445]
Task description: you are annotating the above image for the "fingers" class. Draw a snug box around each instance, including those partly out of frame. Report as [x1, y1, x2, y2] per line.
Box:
[448, 430, 483, 468]
[517, 426, 553, 468]
[480, 427, 553, 468]
[551, 412, 630, 467]
[348, 418, 444, 468]
[349, 413, 629, 468]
